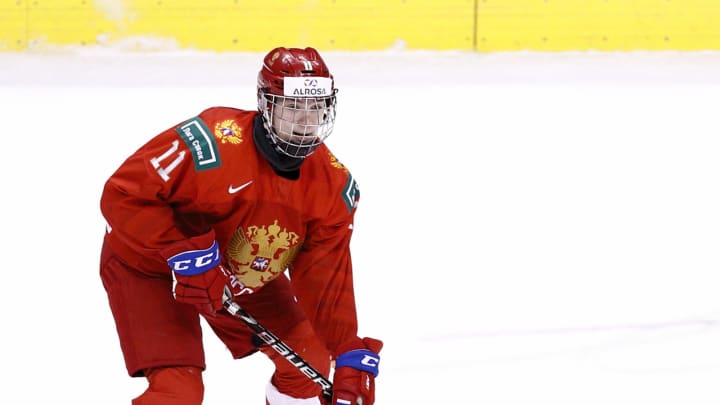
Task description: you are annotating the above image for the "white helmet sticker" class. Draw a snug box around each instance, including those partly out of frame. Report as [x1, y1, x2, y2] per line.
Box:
[283, 77, 332, 97]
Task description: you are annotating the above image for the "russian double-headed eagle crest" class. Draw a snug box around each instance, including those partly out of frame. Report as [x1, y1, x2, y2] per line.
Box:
[225, 220, 302, 288]
[214, 119, 243, 144]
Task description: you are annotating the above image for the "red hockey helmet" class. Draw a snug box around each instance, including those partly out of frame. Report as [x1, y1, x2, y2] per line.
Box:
[258, 47, 335, 95]
[257, 47, 338, 158]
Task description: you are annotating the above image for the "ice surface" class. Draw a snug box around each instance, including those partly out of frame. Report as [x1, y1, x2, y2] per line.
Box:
[2, 47, 719, 404]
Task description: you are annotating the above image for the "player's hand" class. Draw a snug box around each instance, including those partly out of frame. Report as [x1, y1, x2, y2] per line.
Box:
[328, 337, 383, 405]
[172, 263, 242, 312]
[161, 231, 248, 312]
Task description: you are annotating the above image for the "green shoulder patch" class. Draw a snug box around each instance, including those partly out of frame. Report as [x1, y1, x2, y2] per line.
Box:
[342, 173, 360, 212]
[176, 117, 221, 171]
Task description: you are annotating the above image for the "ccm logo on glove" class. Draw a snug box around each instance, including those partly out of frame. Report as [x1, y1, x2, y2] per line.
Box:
[167, 240, 221, 275]
[336, 350, 380, 376]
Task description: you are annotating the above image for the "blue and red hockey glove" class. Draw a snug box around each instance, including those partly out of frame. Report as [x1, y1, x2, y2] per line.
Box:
[328, 337, 383, 405]
[160, 230, 249, 312]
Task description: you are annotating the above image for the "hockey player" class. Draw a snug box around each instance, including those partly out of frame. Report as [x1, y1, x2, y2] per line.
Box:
[99, 47, 382, 405]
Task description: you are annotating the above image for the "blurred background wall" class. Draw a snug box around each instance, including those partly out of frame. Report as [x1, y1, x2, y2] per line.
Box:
[1, 0, 719, 52]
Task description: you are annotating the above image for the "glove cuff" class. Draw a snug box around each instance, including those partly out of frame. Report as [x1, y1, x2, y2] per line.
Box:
[335, 349, 380, 377]
[160, 231, 221, 276]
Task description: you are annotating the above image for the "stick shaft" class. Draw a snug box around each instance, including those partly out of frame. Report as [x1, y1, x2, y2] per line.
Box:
[223, 298, 333, 401]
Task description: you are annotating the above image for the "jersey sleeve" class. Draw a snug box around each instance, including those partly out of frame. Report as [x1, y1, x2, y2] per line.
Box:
[100, 112, 219, 271]
[288, 171, 362, 355]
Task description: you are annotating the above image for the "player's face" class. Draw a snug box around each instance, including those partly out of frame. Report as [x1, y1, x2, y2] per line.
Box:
[271, 97, 326, 145]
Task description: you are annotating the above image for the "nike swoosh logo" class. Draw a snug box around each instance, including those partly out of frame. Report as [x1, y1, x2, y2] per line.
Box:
[228, 180, 253, 194]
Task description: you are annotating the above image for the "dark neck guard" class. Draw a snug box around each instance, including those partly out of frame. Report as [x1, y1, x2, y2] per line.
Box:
[253, 114, 303, 180]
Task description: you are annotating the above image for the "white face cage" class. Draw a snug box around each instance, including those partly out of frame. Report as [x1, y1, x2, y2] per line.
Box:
[258, 89, 337, 158]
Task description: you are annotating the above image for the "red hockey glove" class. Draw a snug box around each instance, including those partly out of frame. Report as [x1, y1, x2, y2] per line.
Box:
[160, 231, 250, 312]
[329, 337, 383, 405]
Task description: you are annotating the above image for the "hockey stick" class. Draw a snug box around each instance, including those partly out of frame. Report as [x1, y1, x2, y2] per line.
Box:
[222, 287, 333, 402]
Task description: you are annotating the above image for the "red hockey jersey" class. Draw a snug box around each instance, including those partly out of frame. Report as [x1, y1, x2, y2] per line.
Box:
[100, 106, 361, 353]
